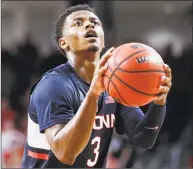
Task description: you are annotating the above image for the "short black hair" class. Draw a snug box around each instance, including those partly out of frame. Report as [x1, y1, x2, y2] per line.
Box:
[54, 4, 96, 56]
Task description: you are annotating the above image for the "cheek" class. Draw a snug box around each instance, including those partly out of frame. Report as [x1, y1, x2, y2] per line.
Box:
[71, 30, 82, 39]
[68, 31, 79, 42]
[66, 31, 82, 47]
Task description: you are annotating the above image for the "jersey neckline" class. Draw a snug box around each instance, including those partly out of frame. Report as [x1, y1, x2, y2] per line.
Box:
[66, 61, 91, 87]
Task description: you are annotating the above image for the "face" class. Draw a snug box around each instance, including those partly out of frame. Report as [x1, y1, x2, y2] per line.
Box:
[59, 10, 104, 53]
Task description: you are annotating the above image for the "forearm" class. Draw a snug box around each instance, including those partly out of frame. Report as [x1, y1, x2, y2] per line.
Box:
[53, 90, 98, 162]
[130, 103, 166, 149]
[133, 102, 166, 133]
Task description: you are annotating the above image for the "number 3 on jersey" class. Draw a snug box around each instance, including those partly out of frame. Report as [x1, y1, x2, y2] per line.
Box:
[87, 137, 101, 167]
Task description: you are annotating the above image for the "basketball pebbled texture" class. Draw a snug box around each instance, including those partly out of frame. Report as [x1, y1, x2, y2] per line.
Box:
[103, 42, 166, 107]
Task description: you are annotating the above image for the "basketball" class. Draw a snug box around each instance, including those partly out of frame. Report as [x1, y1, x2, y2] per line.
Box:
[103, 42, 166, 107]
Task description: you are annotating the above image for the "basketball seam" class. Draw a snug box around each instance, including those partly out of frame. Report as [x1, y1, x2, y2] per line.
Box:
[107, 46, 124, 93]
[113, 49, 147, 75]
[103, 75, 131, 106]
[108, 66, 158, 96]
[113, 45, 126, 67]
[107, 49, 146, 93]
[118, 69, 165, 73]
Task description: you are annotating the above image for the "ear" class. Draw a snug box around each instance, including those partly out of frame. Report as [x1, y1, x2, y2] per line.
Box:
[59, 38, 69, 51]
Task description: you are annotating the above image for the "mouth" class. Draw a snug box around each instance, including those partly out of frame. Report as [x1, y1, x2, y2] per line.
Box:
[84, 30, 98, 39]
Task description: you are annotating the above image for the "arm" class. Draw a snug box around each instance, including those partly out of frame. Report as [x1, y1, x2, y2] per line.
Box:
[116, 103, 166, 149]
[34, 76, 99, 165]
[116, 64, 172, 149]
[34, 48, 114, 165]
[45, 91, 98, 164]
[129, 103, 166, 149]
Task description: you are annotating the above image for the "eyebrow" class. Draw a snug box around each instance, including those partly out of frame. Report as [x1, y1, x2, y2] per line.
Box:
[73, 16, 99, 22]
[72, 16, 103, 28]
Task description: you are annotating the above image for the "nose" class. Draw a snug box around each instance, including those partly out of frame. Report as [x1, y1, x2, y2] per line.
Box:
[85, 22, 94, 29]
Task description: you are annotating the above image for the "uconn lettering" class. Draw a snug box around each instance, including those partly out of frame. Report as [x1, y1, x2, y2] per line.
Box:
[93, 114, 115, 130]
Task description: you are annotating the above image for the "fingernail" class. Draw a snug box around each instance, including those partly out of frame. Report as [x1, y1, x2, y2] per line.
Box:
[161, 76, 165, 80]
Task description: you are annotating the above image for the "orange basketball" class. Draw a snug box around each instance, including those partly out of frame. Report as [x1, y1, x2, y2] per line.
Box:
[103, 42, 166, 107]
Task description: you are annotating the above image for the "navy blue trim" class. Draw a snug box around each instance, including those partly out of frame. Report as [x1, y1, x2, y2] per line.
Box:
[27, 143, 50, 154]
[40, 118, 72, 133]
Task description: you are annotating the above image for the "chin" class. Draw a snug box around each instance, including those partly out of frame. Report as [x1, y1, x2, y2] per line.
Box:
[87, 45, 99, 52]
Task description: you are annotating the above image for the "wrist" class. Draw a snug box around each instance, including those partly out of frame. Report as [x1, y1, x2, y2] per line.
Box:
[87, 89, 100, 100]
[154, 99, 166, 106]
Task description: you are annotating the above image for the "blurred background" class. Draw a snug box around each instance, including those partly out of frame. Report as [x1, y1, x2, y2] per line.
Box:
[1, 0, 193, 168]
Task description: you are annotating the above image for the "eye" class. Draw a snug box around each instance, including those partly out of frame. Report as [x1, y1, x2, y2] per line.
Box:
[93, 21, 100, 26]
[75, 21, 83, 26]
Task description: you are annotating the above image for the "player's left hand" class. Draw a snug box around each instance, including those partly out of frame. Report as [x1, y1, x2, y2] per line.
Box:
[154, 64, 172, 105]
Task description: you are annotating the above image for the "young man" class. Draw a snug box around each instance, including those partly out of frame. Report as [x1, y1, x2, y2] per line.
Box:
[21, 4, 172, 168]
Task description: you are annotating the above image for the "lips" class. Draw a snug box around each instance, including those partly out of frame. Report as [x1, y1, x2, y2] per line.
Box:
[84, 30, 98, 38]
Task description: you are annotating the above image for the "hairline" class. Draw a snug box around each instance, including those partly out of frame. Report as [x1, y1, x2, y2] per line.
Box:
[62, 10, 101, 36]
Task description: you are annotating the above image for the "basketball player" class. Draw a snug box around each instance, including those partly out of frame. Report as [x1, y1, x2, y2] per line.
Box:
[21, 4, 172, 168]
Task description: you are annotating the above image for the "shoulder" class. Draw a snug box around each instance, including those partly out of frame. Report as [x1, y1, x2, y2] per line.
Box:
[33, 74, 72, 96]
[29, 68, 76, 108]
[29, 71, 76, 115]
[31, 63, 74, 96]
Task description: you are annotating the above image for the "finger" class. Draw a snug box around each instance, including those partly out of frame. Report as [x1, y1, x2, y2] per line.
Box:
[155, 93, 167, 101]
[102, 47, 115, 59]
[163, 64, 172, 80]
[167, 82, 172, 88]
[158, 85, 170, 94]
[100, 47, 115, 66]
[98, 64, 108, 76]
[107, 46, 115, 53]
[105, 47, 115, 55]
[161, 76, 171, 85]
[100, 47, 115, 63]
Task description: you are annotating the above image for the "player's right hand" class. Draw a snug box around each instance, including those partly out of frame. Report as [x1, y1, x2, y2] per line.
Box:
[89, 47, 115, 97]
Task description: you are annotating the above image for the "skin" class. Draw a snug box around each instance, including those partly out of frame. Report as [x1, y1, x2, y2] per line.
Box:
[59, 10, 105, 84]
[45, 10, 172, 165]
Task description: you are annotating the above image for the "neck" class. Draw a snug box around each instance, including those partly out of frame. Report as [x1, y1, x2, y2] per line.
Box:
[67, 51, 100, 84]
